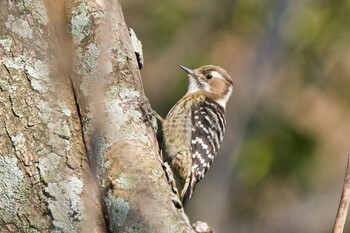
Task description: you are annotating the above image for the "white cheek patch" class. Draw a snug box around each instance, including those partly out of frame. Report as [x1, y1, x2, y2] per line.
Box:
[200, 80, 210, 92]
[187, 71, 223, 94]
[187, 76, 211, 94]
[216, 85, 233, 109]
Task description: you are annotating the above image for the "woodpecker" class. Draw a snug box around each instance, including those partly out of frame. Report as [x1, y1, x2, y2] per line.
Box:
[162, 65, 233, 205]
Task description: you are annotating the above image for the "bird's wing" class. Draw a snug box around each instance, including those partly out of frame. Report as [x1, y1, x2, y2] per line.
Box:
[183, 98, 226, 201]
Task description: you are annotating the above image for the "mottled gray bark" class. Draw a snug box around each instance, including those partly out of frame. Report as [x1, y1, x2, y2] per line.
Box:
[0, 0, 102, 232]
[0, 0, 192, 232]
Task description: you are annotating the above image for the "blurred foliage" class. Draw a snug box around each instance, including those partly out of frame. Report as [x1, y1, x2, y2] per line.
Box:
[230, 0, 273, 35]
[123, 0, 202, 53]
[147, 2, 196, 50]
[238, 110, 315, 185]
[234, 109, 315, 218]
[280, 0, 350, 100]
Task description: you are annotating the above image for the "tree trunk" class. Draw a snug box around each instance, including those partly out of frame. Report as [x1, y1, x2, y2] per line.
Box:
[0, 0, 193, 232]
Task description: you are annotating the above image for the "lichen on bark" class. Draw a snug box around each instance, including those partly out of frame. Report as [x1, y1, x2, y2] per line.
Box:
[1, 0, 195, 232]
[0, 0, 96, 232]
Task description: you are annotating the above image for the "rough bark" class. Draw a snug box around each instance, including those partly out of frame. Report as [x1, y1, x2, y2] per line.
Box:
[0, 0, 98, 232]
[0, 0, 192, 232]
[67, 0, 193, 232]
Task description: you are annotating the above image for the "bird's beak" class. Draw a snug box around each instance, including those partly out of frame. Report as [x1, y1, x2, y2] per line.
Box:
[179, 65, 194, 75]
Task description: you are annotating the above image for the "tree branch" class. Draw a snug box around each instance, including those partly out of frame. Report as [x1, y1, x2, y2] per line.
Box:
[68, 0, 193, 232]
[332, 153, 350, 233]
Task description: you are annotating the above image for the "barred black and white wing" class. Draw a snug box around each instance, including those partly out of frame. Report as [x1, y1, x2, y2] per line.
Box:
[183, 98, 226, 201]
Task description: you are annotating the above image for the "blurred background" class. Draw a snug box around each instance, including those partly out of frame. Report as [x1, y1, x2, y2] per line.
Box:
[121, 0, 350, 232]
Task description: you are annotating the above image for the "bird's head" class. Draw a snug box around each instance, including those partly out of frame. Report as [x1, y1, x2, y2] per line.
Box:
[179, 64, 233, 108]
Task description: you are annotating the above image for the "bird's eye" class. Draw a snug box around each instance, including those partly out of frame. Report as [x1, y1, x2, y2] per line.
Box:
[206, 74, 213, 79]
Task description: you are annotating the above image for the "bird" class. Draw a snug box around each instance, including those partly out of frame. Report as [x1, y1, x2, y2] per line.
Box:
[162, 64, 233, 205]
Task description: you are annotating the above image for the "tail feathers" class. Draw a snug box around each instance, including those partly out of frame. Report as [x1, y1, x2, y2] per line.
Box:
[182, 175, 196, 207]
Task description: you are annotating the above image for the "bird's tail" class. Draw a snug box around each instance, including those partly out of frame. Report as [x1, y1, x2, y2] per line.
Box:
[182, 174, 196, 207]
